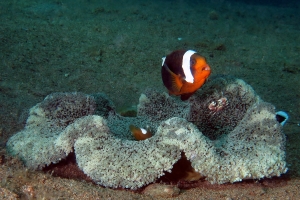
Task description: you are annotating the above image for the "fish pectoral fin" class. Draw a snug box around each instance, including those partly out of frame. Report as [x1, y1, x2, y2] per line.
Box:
[164, 64, 183, 92]
[171, 75, 183, 93]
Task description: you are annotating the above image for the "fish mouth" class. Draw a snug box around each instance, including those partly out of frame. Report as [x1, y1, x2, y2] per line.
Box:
[203, 65, 211, 71]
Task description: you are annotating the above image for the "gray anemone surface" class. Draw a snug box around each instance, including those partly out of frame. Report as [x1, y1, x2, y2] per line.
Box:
[6, 76, 287, 189]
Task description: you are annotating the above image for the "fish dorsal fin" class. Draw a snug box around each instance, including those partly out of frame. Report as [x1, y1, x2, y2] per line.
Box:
[163, 63, 183, 92]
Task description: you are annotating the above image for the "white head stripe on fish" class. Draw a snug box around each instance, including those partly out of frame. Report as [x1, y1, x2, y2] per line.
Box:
[140, 128, 147, 134]
[182, 50, 196, 83]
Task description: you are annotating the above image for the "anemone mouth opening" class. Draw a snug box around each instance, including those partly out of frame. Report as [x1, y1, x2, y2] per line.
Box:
[187, 76, 258, 140]
[188, 91, 247, 140]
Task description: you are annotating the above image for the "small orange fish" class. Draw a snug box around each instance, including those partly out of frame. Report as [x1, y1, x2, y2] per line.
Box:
[129, 125, 152, 141]
[161, 50, 211, 100]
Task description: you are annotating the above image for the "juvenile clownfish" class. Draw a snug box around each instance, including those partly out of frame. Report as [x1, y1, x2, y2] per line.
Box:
[129, 124, 152, 141]
[161, 50, 211, 100]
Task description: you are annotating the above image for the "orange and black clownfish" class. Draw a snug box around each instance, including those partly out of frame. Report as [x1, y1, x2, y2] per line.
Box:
[161, 50, 211, 101]
[129, 124, 152, 141]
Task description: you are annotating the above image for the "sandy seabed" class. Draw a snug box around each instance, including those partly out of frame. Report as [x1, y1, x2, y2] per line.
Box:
[1, 0, 300, 199]
[1, 155, 300, 200]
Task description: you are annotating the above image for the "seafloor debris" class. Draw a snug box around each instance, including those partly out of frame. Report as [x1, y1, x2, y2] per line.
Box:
[143, 183, 180, 198]
[6, 76, 287, 189]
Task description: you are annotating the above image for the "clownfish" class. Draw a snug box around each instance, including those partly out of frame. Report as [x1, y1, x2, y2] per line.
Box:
[129, 124, 152, 141]
[161, 50, 211, 100]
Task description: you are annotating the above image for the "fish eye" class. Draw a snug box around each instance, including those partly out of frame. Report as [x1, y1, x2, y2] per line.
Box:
[190, 59, 196, 66]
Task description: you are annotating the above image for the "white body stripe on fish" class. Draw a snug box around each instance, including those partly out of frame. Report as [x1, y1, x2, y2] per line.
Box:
[182, 50, 196, 83]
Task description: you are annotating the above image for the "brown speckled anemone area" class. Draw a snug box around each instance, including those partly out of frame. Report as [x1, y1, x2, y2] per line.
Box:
[6, 76, 287, 189]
